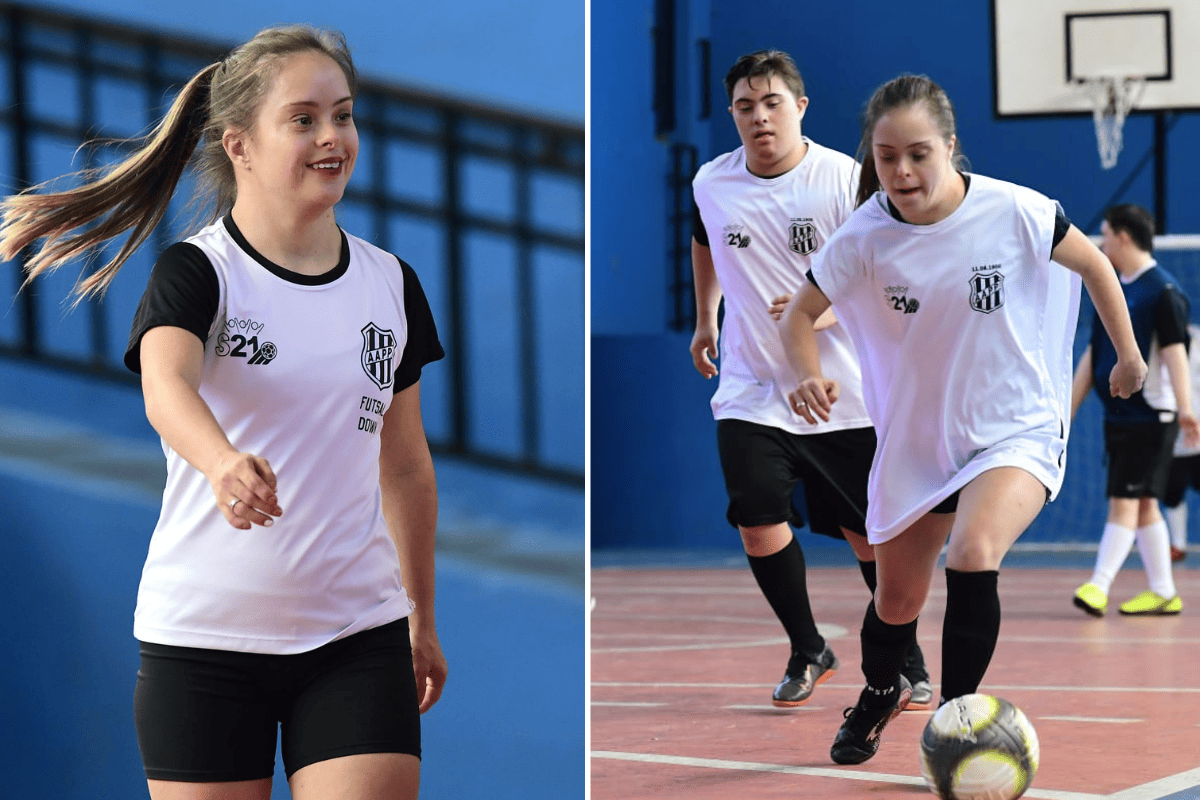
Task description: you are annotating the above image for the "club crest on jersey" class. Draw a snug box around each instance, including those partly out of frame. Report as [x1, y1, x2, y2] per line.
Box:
[788, 219, 817, 255]
[723, 223, 750, 249]
[361, 322, 396, 390]
[969, 270, 1004, 314]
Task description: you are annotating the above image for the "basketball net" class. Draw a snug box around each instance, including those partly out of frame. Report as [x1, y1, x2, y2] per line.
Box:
[1083, 76, 1146, 169]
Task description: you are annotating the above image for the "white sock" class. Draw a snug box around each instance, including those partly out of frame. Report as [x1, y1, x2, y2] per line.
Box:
[1090, 523, 1136, 593]
[1136, 520, 1177, 598]
[1164, 503, 1188, 551]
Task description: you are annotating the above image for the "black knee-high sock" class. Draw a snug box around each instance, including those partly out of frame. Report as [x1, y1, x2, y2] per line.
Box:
[747, 536, 824, 660]
[941, 568, 1001, 702]
[859, 560, 927, 680]
[860, 600, 917, 707]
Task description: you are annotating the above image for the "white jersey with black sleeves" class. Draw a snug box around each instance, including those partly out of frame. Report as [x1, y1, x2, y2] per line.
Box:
[125, 216, 443, 654]
[692, 138, 871, 434]
[811, 174, 1082, 543]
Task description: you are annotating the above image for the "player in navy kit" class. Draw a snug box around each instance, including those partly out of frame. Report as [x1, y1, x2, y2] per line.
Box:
[780, 74, 1146, 765]
[0, 26, 444, 800]
[1071, 204, 1196, 617]
[691, 50, 930, 712]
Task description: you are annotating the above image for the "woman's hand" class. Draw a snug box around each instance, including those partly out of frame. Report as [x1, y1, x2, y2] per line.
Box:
[788, 377, 840, 424]
[206, 451, 283, 530]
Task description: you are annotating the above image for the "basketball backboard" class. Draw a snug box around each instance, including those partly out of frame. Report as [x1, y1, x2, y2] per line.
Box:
[992, 0, 1200, 117]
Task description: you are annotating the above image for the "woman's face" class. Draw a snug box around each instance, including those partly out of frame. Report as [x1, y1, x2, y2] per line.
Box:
[871, 103, 959, 225]
[234, 50, 358, 217]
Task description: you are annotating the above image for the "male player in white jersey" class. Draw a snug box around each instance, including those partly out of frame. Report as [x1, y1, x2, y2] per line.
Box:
[690, 50, 930, 710]
[1072, 204, 1197, 616]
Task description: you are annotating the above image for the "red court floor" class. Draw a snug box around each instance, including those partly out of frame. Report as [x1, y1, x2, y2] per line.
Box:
[590, 563, 1200, 800]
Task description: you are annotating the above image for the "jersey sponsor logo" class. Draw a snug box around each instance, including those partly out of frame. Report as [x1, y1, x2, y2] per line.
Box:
[361, 322, 396, 390]
[788, 219, 817, 255]
[215, 317, 277, 364]
[969, 271, 1005, 314]
[884, 285, 919, 314]
[723, 223, 750, 249]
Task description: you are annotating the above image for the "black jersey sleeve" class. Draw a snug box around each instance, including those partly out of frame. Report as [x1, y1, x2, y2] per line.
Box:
[123, 242, 221, 374]
[1155, 283, 1191, 349]
[1051, 202, 1071, 251]
[393, 257, 446, 393]
[692, 199, 709, 247]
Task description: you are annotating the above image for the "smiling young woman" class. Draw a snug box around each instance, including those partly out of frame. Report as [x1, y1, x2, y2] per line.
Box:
[0, 25, 446, 800]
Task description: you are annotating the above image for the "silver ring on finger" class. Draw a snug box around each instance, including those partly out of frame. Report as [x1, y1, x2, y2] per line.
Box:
[230, 497, 241, 510]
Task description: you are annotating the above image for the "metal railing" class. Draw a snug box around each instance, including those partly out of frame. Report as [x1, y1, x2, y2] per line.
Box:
[0, 2, 584, 485]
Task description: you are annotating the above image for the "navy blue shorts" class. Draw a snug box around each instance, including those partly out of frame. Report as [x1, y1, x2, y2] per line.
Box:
[1105, 418, 1179, 499]
[134, 618, 420, 783]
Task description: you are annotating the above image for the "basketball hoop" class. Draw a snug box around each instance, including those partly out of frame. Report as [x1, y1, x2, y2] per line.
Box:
[1082, 76, 1146, 169]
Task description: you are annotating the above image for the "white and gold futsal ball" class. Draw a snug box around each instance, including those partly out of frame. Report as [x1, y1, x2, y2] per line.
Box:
[919, 693, 1040, 800]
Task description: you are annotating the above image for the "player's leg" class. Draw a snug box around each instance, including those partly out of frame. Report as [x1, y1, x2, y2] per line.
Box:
[830, 510, 949, 765]
[283, 619, 422, 800]
[1118, 419, 1183, 615]
[801, 425, 934, 710]
[1161, 455, 1189, 561]
[290, 755, 419, 800]
[715, 419, 831, 707]
[940, 467, 1045, 703]
[1075, 422, 1144, 615]
[133, 642, 277, 800]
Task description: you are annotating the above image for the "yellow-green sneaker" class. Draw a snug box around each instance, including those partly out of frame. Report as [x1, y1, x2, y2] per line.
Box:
[1073, 582, 1108, 616]
[1118, 590, 1183, 616]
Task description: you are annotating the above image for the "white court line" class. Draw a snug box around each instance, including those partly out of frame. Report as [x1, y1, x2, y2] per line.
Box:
[591, 701, 665, 708]
[1108, 768, 1200, 800]
[593, 625, 847, 654]
[1038, 715, 1142, 724]
[589, 750, 1102, 800]
[592, 632, 1200, 646]
[591, 636, 787, 654]
[593, 680, 1200, 695]
[722, 704, 825, 712]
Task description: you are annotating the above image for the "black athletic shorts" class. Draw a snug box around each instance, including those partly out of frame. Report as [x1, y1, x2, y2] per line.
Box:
[715, 418, 874, 538]
[1163, 453, 1200, 508]
[1104, 417, 1179, 499]
[134, 617, 420, 783]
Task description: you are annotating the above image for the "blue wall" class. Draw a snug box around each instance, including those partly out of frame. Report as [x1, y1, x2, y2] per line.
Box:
[591, 0, 1200, 553]
[27, 0, 584, 121]
[1, 1, 584, 798]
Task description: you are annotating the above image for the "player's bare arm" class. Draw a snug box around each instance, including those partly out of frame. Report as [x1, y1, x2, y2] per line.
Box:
[690, 238, 722, 378]
[1161, 341, 1200, 448]
[1052, 225, 1147, 397]
[769, 292, 838, 331]
[379, 380, 447, 713]
[779, 283, 839, 424]
[140, 325, 282, 530]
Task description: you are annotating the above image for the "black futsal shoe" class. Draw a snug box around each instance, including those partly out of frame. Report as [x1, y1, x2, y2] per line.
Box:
[830, 675, 912, 765]
[772, 644, 839, 707]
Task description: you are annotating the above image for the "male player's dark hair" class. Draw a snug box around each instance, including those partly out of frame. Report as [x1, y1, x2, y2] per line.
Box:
[1104, 203, 1156, 253]
[723, 50, 805, 102]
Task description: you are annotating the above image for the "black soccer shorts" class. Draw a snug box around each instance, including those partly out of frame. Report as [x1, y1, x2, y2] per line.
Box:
[134, 617, 421, 783]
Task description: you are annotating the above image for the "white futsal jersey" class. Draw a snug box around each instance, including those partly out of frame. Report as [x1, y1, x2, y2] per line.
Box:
[125, 217, 442, 654]
[811, 174, 1082, 543]
[693, 138, 871, 434]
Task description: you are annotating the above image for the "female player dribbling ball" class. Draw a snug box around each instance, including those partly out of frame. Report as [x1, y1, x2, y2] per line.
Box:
[0, 25, 447, 800]
[779, 73, 1146, 766]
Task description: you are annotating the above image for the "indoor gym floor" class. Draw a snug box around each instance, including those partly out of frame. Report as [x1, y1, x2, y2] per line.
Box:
[590, 553, 1200, 800]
